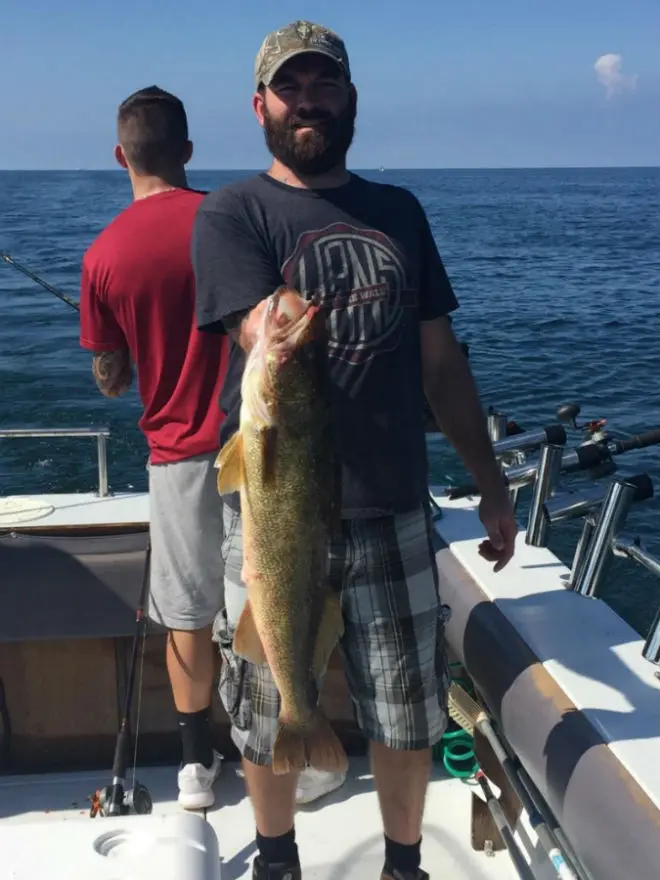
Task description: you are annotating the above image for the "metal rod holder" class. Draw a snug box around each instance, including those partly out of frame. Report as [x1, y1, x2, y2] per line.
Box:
[643, 604, 660, 668]
[612, 535, 660, 668]
[568, 514, 597, 589]
[613, 535, 660, 577]
[570, 477, 639, 598]
[544, 484, 606, 524]
[97, 433, 109, 497]
[503, 441, 608, 493]
[487, 410, 508, 444]
[492, 423, 566, 459]
[525, 444, 564, 547]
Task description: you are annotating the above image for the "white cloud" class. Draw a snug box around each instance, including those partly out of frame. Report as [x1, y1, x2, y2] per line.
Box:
[594, 54, 638, 99]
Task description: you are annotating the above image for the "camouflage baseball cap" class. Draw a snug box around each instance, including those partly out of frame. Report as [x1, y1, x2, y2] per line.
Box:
[254, 20, 351, 89]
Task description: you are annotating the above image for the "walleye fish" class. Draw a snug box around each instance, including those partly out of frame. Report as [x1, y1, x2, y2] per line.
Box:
[215, 286, 348, 777]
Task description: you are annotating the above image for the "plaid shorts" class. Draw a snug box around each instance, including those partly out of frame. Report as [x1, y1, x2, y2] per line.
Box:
[214, 502, 451, 766]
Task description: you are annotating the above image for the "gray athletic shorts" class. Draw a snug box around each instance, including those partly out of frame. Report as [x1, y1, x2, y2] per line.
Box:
[214, 502, 451, 765]
[147, 451, 225, 631]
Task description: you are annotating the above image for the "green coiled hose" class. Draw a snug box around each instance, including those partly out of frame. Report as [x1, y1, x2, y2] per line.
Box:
[432, 662, 479, 779]
[440, 728, 479, 778]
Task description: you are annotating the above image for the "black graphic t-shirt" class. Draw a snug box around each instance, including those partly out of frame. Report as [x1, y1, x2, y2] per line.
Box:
[193, 172, 459, 518]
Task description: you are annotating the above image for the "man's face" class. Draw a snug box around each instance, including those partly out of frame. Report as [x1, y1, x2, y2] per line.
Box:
[255, 54, 357, 176]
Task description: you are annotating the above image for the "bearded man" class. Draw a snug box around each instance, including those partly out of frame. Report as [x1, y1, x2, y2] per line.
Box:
[191, 20, 516, 880]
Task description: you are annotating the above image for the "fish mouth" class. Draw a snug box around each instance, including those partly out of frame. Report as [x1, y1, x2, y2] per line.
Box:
[267, 287, 322, 352]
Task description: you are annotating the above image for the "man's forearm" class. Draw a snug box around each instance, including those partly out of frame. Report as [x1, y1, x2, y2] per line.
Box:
[424, 355, 504, 494]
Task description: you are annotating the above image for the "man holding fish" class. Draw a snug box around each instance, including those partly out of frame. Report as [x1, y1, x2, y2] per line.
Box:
[193, 20, 517, 880]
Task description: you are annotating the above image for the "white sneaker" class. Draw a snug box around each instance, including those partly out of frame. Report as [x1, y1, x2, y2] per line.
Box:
[177, 750, 223, 810]
[295, 767, 347, 805]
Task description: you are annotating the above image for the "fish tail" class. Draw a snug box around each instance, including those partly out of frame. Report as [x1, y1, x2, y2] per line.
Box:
[272, 709, 348, 777]
[271, 725, 307, 777]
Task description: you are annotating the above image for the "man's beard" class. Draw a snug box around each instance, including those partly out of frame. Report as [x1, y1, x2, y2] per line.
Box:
[262, 96, 356, 177]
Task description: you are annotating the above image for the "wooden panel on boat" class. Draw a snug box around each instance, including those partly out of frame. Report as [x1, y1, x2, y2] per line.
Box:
[0, 638, 119, 771]
[122, 635, 362, 749]
[118, 633, 232, 732]
[0, 635, 364, 775]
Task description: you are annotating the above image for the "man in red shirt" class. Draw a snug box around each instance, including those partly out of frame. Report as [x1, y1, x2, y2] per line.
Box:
[79, 86, 228, 810]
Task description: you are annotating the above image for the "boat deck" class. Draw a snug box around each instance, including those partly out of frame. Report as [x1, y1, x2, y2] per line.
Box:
[2, 484, 659, 810]
[0, 757, 545, 880]
[0, 491, 149, 531]
[3, 482, 660, 878]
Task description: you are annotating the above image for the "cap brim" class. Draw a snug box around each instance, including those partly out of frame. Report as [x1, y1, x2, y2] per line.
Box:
[259, 48, 345, 88]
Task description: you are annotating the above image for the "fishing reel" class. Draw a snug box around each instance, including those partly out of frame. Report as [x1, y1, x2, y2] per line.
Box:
[556, 401, 616, 480]
[89, 780, 153, 818]
[556, 402, 608, 443]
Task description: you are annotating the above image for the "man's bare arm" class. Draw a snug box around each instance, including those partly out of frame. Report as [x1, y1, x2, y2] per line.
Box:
[420, 316, 503, 494]
[91, 349, 133, 398]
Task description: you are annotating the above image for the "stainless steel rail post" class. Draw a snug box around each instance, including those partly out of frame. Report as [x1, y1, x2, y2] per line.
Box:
[569, 515, 597, 589]
[487, 410, 508, 444]
[543, 485, 607, 524]
[525, 444, 564, 547]
[0, 427, 111, 497]
[643, 604, 660, 671]
[571, 477, 639, 598]
[487, 410, 525, 511]
[97, 432, 109, 497]
[613, 536, 660, 669]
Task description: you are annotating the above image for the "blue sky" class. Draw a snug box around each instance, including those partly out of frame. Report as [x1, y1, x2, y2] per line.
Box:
[1, 0, 658, 169]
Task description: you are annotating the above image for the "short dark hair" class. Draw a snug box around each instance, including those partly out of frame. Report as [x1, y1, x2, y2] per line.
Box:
[117, 86, 189, 175]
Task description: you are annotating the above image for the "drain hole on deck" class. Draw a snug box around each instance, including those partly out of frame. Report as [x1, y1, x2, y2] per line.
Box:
[93, 829, 154, 858]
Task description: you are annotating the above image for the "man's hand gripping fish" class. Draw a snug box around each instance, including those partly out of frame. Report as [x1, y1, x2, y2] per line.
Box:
[215, 287, 348, 777]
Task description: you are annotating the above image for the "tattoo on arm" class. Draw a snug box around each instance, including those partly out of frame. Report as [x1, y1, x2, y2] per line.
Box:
[91, 349, 133, 398]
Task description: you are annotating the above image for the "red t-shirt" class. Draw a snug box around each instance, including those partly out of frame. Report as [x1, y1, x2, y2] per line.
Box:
[79, 188, 228, 464]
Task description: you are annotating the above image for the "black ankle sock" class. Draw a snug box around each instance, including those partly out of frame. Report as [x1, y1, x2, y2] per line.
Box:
[177, 707, 214, 768]
[384, 835, 422, 874]
[256, 828, 299, 866]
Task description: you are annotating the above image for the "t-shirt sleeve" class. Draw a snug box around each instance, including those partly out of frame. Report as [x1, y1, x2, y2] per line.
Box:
[412, 195, 460, 322]
[192, 191, 282, 334]
[79, 256, 128, 351]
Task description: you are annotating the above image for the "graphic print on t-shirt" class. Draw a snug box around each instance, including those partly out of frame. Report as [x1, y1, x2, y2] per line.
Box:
[280, 221, 415, 396]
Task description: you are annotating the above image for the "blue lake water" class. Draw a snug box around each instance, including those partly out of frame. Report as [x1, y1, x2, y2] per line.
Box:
[1, 167, 659, 636]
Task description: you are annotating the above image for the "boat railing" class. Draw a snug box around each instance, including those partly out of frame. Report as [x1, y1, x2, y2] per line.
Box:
[0, 426, 110, 497]
[549, 475, 660, 676]
[613, 537, 660, 671]
[443, 399, 660, 675]
[446, 400, 660, 542]
[544, 474, 653, 585]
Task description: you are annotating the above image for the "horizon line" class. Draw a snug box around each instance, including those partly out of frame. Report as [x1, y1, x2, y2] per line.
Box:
[1, 164, 659, 173]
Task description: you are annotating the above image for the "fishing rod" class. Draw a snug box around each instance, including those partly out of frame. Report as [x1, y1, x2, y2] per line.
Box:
[2, 250, 474, 361]
[1, 252, 80, 311]
[89, 538, 153, 817]
[3, 251, 477, 444]
[2, 250, 154, 816]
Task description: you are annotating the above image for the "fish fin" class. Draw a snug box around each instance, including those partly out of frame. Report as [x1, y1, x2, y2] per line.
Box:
[304, 709, 349, 775]
[232, 600, 267, 665]
[260, 425, 278, 485]
[272, 709, 348, 776]
[312, 592, 344, 679]
[215, 432, 244, 495]
[271, 725, 307, 776]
